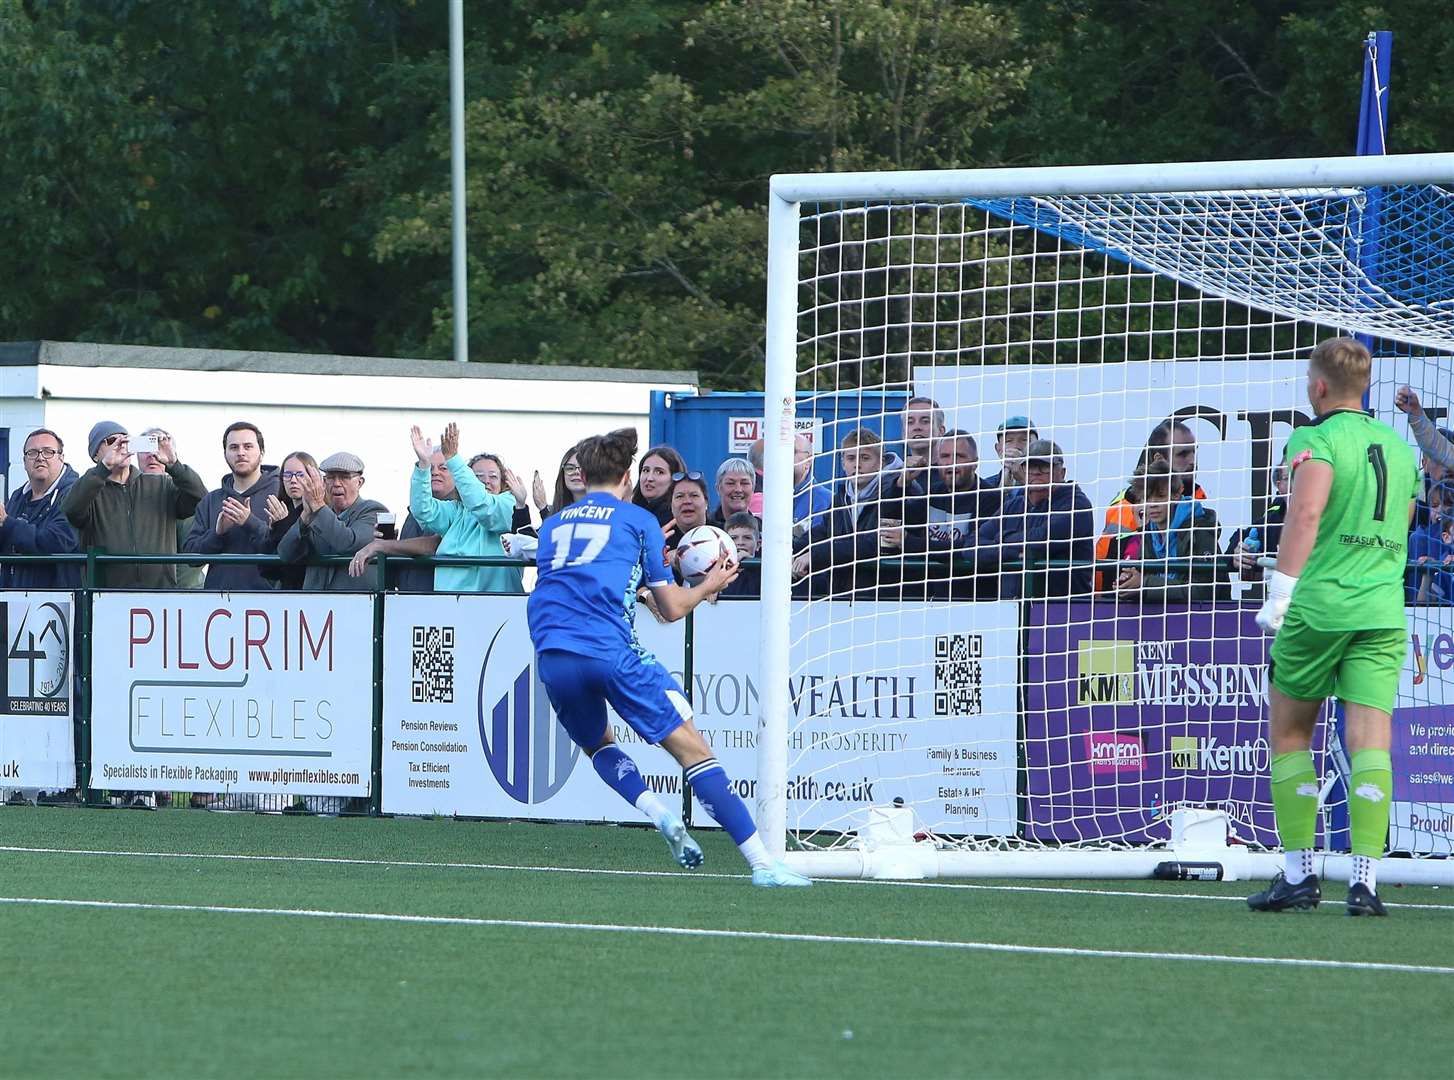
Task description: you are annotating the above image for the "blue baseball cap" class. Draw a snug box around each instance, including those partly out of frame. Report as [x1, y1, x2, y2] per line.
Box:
[997, 416, 1036, 434]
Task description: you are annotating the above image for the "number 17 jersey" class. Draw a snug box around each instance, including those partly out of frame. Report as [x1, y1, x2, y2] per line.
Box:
[1284, 409, 1418, 631]
[527, 492, 674, 657]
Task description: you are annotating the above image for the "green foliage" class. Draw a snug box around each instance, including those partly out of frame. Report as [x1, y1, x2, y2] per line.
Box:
[371, 1, 1030, 386]
[0, 0, 435, 355]
[1, 0, 1449, 388]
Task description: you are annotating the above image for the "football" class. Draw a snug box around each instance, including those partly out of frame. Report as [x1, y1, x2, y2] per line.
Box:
[676, 525, 737, 586]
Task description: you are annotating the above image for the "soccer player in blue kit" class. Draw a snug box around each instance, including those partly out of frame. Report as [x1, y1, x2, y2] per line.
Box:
[528, 428, 811, 887]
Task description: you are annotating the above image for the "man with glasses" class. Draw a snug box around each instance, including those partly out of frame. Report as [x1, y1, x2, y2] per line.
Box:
[975, 438, 1095, 600]
[62, 420, 207, 588]
[277, 451, 387, 590]
[183, 421, 281, 590]
[0, 428, 81, 589]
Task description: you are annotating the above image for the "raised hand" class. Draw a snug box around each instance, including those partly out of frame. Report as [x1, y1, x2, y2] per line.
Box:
[439, 422, 460, 461]
[301, 466, 328, 514]
[410, 425, 434, 465]
[532, 470, 548, 511]
[100, 437, 131, 472]
[225, 496, 251, 528]
[154, 433, 177, 465]
[215, 497, 246, 535]
[504, 468, 528, 507]
[264, 494, 290, 524]
[1395, 385, 1424, 419]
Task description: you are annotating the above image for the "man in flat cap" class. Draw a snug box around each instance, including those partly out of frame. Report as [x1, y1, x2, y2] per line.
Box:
[975, 438, 1095, 599]
[61, 420, 208, 588]
[276, 451, 387, 590]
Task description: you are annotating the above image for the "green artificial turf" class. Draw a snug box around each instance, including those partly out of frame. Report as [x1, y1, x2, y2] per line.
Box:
[0, 808, 1449, 1079]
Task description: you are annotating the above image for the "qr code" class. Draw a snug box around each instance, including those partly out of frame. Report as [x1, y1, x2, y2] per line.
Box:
[934, 633, 983, 716]
[411, 625, 456, 704]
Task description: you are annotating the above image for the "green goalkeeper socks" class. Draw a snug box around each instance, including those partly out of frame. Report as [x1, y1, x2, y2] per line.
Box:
[1270, 750, 1318, 853]
[1349, 749, 1394, 860]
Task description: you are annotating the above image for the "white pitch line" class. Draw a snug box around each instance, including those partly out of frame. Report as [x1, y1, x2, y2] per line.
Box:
[1, 844, 1450, 912]
[862, 878, 1454, 912]
[0, 843, 738, 880]
[1, 894, 1450, 976]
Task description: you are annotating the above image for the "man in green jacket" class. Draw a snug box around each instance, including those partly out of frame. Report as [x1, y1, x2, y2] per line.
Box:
[62, 421, 208, 589]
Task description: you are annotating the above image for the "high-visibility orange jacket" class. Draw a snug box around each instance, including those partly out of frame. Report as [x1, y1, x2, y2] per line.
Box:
[1094, 484, 1207, 590]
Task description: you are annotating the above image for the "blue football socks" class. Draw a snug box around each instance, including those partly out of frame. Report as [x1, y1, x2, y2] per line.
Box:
[591, 745, 648, 804]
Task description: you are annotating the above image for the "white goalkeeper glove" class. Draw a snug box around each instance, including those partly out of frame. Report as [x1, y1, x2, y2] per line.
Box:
[1255, 571, 1298, 634]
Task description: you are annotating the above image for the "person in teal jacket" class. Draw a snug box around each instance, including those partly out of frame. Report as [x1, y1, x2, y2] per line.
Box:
[408, 422, 523, 594]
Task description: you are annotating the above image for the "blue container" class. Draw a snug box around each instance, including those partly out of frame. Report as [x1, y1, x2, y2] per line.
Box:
[648, 390, 911, 490]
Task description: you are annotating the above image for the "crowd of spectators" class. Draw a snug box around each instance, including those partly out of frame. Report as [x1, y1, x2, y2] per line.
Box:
[9, 393, 1454, 811]
[8, 391, 1454, 610]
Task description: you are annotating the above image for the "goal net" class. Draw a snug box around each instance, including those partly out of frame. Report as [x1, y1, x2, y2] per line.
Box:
[756, 155, 1454, 882]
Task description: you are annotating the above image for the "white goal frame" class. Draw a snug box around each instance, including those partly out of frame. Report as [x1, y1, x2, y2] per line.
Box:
[756, 153, 1454, 884]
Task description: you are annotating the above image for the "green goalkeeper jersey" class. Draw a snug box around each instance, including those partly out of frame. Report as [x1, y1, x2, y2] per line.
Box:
[1284, 409, 1419, 630]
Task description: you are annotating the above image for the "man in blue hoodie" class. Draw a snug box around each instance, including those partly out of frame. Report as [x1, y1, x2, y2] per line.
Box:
[0, 428, 80, 589]
[792, 427, 923, 598]
[183, 421, 281, 590]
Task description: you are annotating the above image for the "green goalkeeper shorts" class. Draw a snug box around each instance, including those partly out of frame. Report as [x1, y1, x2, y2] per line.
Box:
[1269, 608, 1407, 711]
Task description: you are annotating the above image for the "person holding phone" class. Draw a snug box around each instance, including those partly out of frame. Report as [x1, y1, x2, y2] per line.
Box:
[134, 427, 205, 588]
[182, 421, 281, 590]
[61, 419, 208, 588]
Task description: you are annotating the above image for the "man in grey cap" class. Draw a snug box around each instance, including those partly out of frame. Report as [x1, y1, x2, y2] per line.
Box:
[276, 451, 387, 590]
[61, 421, 208, 588]
[975, 437, 1095, 599]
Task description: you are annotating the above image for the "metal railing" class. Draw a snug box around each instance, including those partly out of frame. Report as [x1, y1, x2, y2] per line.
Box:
[0, 546, 1440, 820]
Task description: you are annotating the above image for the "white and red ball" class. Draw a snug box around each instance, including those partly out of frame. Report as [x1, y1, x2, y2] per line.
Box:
[676, 525, 736, 586]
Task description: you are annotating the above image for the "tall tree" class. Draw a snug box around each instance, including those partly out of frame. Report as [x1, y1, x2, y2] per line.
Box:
[372, 0, 1032, 386]
[0, 0, 438, 355]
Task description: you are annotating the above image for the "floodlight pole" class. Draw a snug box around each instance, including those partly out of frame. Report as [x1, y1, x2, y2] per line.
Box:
[450, 0, 468, 364]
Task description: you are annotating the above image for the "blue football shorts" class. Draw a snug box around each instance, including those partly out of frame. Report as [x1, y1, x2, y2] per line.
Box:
[536, 648, 693, 749]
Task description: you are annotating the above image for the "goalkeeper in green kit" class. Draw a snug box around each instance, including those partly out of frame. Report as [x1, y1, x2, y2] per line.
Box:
[1248, 337, 1418, 917]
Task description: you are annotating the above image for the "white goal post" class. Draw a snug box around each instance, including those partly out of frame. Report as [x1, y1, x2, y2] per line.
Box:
[756, 153, 1454, 884]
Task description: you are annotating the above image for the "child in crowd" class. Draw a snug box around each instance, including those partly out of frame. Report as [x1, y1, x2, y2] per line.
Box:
[1408, 479, 1454, 603]
[721, 511, 761, 598]
[1111, 460, 1226, 603]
